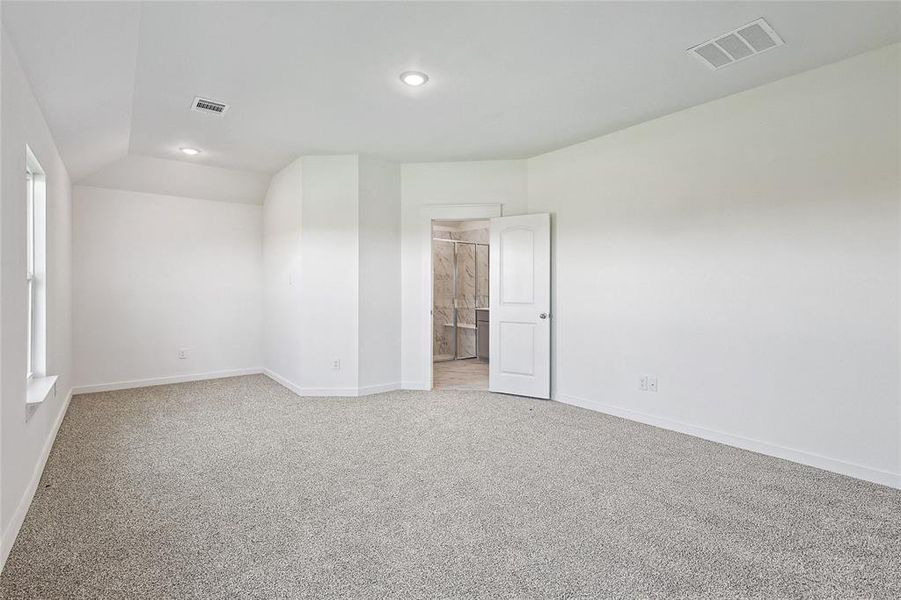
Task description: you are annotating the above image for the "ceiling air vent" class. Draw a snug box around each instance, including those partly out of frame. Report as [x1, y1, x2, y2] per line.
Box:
[688, 18, 784, 70]
[190, 96, 229, 116]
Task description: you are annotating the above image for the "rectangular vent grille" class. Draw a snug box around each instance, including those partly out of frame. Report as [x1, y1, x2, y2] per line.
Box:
[190, 96, 229, 116]
[688, 18, 784, 70]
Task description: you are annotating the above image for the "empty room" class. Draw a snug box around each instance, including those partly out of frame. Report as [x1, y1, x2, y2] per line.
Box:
[1, 1, 899, 598]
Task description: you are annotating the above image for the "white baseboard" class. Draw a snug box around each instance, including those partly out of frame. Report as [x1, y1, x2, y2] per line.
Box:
[1, 388, 73, 572]
[554, 392, 901, 490]
[357, 382, 402, 396]
[263, 370, 400, 397]
[75, 368, 400, 399]
[72, 368, 264, 395]
[263, 369, 357, 397]
[401, 381, 431, 391]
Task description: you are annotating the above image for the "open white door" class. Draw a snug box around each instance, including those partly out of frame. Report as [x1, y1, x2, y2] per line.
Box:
[489, 213, 550, 399]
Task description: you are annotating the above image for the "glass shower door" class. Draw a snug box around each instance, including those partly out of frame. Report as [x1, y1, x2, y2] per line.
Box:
[455, 243, 477, 359]
[433, 236, 489, 362]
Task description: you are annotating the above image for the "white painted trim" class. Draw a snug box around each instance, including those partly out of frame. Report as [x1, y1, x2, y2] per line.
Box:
[357, 382, 402, 396]
[291, 388, 361, 397]
[72, 368, 263, 395]
[402, 380, 431, 391]
[263, 370, 400, 397]
[419, 203, 503, 392]
[432, 220, 490, 233]
[263, 369, 300, 395]
[26, 374, 58, 406]
[554, 392, 901, 490]
[262, 369, 357, 397]
[1, 388, 73, 572]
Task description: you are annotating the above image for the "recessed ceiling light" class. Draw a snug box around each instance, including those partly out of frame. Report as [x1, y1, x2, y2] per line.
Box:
[180, 147, 201, 156]
[400, 71, 429, 87]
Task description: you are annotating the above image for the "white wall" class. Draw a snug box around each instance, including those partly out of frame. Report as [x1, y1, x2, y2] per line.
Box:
[262, 155, 402, 395]
[72, 186, 263, 390]
[399, 160, 527, 388]
[358, 156, 401, 393]
[79, 154, 271, 205]
[262, 159, 304, 387]
[1, 33, 73, 566]
[527, 44, 900, 487]
[297, 156, 360, 393]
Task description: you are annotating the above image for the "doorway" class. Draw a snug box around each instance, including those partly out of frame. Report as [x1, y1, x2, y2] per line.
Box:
[432, 220, 489, 390]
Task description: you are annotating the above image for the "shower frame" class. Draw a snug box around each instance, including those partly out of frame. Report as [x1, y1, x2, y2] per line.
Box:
[433, 237, 489, 362]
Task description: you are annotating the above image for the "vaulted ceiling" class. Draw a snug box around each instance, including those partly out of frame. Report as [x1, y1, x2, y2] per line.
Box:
[3, 1, 899, 181]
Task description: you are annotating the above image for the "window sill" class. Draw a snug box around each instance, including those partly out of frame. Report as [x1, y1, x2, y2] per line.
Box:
[27, 374, 58, 407]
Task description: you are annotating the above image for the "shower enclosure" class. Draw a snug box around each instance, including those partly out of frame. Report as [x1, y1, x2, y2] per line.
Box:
[433, 236, 489, 362]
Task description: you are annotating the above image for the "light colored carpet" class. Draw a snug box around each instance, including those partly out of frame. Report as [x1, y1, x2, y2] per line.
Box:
[1, 374, 899, 599]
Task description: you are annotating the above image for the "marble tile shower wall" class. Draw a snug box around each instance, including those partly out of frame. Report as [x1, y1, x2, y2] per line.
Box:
[458, 228, 489, 310]
[432, 225, 489, 360]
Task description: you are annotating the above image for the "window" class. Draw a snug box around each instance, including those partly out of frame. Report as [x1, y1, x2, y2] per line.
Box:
[26, 168, 36, 378]
[25, 147, 46, 386]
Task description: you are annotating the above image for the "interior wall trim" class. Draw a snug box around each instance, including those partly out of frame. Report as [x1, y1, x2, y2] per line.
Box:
[554, 392, 901, 490]
[357, 382, 403, 395]
[1, 389, 74, 573]
[263, 369, 400, 397]
[72, 368, 264, 395]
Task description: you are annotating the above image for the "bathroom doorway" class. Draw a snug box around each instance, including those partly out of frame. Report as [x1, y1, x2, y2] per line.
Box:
[432, 220, 489, 390]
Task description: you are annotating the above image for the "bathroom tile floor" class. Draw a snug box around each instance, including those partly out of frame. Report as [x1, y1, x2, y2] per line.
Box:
[433, 358, 488, 391]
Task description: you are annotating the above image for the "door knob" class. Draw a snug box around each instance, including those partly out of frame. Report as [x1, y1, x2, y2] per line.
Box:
[539, 312, 548, 319]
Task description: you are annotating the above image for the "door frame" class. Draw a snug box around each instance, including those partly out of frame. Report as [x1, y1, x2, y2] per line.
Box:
[420, 204, 502, 390]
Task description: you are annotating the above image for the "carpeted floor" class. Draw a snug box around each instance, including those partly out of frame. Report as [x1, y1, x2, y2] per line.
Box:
[2, 375, 899, 599]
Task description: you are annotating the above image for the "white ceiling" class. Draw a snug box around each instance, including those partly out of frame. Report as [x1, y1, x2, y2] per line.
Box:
[79, 155, 271, 205]
[3, 1, 899, 179]
[2, 1, 141, 180]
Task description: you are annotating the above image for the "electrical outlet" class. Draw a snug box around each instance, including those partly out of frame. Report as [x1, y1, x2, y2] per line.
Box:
[178, 348, 189, 360]
[639, 376, 649, 391]
[648, 376, 658, 392]
[332, 359, 341, 371]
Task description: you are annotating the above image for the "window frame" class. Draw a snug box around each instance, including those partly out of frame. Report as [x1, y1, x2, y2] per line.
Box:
[25, 146, 46, 385]
[26, 166, 36, 380]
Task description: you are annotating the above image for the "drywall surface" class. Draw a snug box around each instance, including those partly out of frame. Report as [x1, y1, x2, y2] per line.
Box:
[0, 33, 74, 567]
[358, 156, 402, 392]
[262, 156, 362, 394]
[399, 160, 527, 388]
[296, 156, 361, 393]
[261, 158, 304, 387]
[262, 155, 401, 395]
[527, 44, 900, 486]
[72, 186, 263, 389]
[79, 154, 270, 205]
